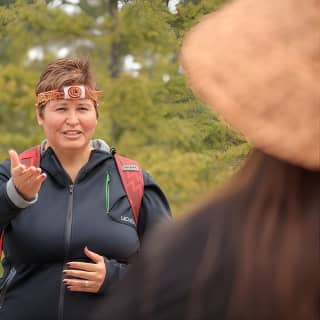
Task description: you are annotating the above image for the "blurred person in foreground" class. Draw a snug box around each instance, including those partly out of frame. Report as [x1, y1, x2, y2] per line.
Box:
[93, 0, 320, 319]
[0, 57, 171, 320]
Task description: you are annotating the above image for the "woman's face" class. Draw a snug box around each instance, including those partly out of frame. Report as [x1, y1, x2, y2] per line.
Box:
[36, 99, 98, 155]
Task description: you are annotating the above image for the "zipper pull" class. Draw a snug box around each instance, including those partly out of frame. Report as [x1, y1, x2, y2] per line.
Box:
[69, 184, 74, 193]
[105, 173, 111, 213]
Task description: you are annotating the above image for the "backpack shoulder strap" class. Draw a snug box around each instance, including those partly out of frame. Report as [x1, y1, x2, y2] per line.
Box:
[19, 145, 41, 168]
[0, 145, 41, 260]
[113, 153, 144, 225]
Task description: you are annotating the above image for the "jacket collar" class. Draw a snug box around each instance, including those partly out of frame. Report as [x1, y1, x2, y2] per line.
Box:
[40, 139, 113, 186]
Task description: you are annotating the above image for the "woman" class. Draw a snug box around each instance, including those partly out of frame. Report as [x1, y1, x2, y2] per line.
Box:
[0, 57, 171, 320]
[94, 0, 320, 319]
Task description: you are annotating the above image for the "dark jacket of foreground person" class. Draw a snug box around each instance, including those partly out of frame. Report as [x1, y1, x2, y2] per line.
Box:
[94, 151, 320, 320]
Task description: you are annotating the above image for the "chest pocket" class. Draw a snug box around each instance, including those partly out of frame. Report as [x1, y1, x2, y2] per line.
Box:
[105, 170, 138, 230]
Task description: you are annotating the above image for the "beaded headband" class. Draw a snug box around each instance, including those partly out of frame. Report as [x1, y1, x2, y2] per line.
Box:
[36, 85, 103, 106]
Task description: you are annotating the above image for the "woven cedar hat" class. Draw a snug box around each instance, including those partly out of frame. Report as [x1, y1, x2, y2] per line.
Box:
[180, 0, 320, 170]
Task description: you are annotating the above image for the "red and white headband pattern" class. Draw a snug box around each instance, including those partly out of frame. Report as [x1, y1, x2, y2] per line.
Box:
[36, 85, 103, 106]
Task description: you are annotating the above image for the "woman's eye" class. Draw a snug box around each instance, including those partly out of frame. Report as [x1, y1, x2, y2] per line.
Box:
[56, 107, 66, 112]
[78, 107, 89, 111]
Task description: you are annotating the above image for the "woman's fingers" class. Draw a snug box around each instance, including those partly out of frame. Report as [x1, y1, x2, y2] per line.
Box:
[14, 167, 46, 200]
[64, 247, 106, 293]
[66, 261, 97, 272]
[34, 172, 47, 186]
[63, 278, 95, 293]
[9, 150, 26, 177]
[23, 167, 46, 185]
[63, 268, 104, 293]
[84, 246, 104, 263]
[63, 269, 93, 280]
[8, 150, 46, 200]
[9, 149, 21, 169]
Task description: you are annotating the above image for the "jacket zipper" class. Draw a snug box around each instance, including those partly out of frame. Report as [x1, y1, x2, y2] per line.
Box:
[105, 172, 111, 213]
[0, 267, 16, 309]
[58, 184, 74, 320]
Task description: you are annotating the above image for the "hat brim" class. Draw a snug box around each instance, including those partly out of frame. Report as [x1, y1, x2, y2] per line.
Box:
[180, 0, 320, 170]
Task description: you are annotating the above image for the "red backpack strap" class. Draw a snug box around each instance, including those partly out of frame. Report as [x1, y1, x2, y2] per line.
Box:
[19, 145, 41, 168]
[0, 145, 41, 261]
[114, 154, 144, 225]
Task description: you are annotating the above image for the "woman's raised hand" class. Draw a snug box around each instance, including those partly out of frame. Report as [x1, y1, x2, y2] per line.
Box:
[9, 149, 47, 201]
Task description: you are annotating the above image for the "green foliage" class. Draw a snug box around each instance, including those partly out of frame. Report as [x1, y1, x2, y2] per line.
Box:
[0, 0, 249, 219]
[172, 0, 227, 39]
[0, 0, 93, 64]
[137, 142, 250, 215]
[119, 0, 177, 56]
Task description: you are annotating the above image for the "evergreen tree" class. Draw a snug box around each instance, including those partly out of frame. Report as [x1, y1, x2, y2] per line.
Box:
[0, 0, 249, 216]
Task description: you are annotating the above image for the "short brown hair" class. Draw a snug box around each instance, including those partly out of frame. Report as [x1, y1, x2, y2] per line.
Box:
[36, 57, 96, 94]
[36, 57, 99, 117]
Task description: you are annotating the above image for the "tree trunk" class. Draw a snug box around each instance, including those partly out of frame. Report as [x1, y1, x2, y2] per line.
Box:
[108, 0, 121, 78]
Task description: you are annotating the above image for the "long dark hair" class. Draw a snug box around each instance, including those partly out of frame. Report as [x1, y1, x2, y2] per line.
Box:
[227, 149, 320, 319]
[188, 149, 320, 319]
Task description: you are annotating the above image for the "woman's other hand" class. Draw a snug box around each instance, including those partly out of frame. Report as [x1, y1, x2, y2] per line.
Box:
[9, 149, 47, 201]
[63, 247, 107, 293]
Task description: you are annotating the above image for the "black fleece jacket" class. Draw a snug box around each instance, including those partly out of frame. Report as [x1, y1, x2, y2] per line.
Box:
[0, 142, 171, 320]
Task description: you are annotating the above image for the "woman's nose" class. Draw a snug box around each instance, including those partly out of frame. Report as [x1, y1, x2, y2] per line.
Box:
[65, 111, 79, 125]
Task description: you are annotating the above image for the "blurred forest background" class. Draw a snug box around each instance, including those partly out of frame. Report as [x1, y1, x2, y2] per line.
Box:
[0, 0, 250, 217]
